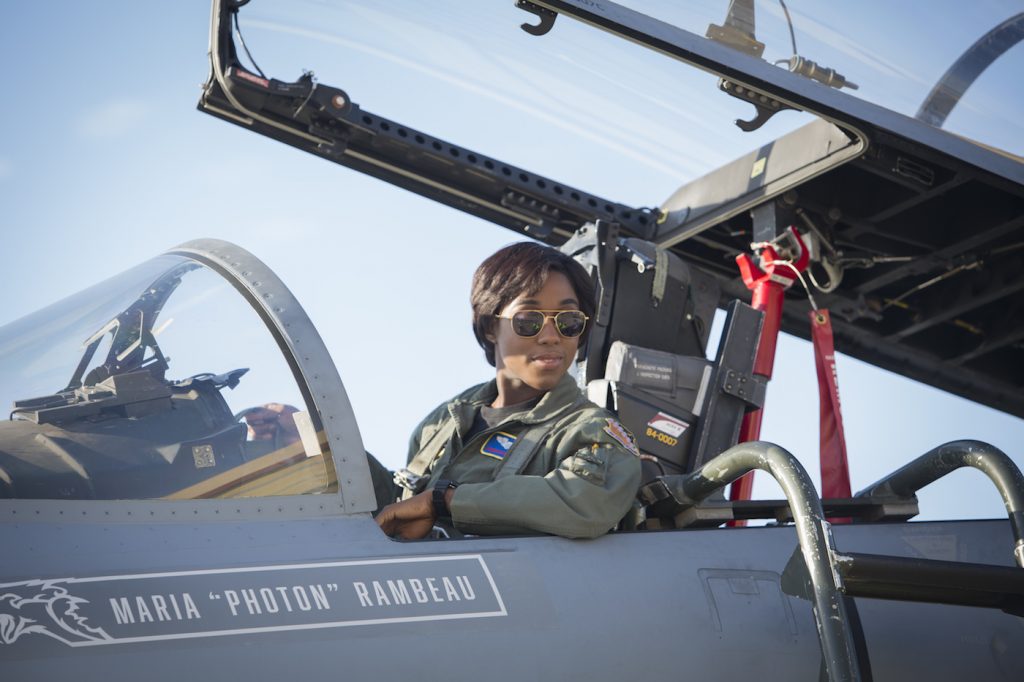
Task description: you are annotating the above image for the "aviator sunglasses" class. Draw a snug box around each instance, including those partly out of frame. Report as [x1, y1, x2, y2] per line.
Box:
[495, 310, 589, 338]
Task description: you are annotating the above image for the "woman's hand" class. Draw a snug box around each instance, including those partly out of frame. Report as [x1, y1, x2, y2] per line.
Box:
[376, 488, 456, 539]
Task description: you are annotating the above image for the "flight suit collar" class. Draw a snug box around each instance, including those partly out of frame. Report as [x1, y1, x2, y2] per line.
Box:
[448, 372, 584, 436]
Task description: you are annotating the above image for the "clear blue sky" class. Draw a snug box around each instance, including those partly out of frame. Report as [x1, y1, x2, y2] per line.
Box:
[1, 1, 1021, 519]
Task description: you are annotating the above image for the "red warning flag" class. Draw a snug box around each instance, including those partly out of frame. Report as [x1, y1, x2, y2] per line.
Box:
[811, 310, 852, 522]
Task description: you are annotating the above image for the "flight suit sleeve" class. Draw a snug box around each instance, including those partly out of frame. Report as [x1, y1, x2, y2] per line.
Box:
[361, 402, 452, 513]
[366, 451, 401, 512]
[448, 410, 642, 538]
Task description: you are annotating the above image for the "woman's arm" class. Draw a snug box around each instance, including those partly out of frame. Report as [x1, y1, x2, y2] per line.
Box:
[449, 412, 641, 538]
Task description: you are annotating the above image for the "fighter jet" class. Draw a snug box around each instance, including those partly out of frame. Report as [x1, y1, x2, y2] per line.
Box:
[2, 1, 1023, 680]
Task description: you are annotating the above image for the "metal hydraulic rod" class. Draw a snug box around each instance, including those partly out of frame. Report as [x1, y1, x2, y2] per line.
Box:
[729, 226, 809, 511]
[834, 551, 1024, 614]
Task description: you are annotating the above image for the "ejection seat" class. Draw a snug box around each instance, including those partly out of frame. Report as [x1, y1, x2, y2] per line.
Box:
[562, 223, 766, 521]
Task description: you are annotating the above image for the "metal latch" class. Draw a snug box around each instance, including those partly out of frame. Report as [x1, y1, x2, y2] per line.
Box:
[720, 368, 766, 408]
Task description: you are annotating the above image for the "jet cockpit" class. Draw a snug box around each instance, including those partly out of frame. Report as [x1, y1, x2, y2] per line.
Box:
[0, 241, 370, 505]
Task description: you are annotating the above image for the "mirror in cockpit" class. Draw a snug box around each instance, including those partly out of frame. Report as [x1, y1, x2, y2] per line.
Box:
[0, 253, 336, 501]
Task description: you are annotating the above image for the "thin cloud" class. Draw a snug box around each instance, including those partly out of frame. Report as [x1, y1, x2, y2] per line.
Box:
[0, 158, 11, 180]
[246, 18, 704, 180]
[761, 3, 924, 86]
[76, 98, 150, 139]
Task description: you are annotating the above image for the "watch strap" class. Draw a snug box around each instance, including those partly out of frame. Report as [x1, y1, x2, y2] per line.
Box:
[432, 479, 458, 520]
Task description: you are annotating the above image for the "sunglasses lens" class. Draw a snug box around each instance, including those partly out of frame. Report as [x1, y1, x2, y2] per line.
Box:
[555, 311, 587, 338]
[507, 311, 587, 337]
[511, 311, 545, 336]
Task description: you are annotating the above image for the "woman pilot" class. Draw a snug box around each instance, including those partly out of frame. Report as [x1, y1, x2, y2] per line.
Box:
[374, 242, 641, 539]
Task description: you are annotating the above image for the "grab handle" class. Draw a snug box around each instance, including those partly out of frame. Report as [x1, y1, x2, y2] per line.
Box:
[653, 441, 861, 682]
[856, 440, 1024, 567]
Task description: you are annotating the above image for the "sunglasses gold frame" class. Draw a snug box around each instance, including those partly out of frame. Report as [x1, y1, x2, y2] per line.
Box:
[494, 310, 589, 338]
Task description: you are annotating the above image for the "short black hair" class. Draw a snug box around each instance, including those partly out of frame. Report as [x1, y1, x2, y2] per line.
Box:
[471, 242, 596, 366]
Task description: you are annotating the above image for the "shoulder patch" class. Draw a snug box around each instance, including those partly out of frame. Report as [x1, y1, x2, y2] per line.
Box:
[603, 418, 639, 456]
[480, 431, 517, 460]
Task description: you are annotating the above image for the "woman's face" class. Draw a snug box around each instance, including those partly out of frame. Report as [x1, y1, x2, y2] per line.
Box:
[488, 271, 582, 405]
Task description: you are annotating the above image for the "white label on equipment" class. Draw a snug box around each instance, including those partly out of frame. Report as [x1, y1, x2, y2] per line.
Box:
[647, 412, 689, 438]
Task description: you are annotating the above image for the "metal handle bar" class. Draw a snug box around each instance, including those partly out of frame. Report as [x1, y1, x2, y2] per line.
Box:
[660, 440, 861, 682]
[856, 440, 1024, 567]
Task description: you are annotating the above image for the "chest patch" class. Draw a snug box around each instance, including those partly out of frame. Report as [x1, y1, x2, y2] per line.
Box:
[480, 432, 517, 460]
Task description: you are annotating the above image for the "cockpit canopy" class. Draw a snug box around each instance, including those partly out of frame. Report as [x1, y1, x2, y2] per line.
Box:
[0, 250, 337, 500]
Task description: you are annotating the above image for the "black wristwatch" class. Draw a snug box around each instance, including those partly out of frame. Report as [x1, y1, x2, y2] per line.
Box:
[432, 479, 459, 520]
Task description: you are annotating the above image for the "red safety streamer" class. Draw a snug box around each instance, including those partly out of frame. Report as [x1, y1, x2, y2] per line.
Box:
[810, 310, 852, 523]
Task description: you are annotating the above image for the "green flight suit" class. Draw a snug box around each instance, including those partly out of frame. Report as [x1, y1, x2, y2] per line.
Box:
[405, 373, 641, 539]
